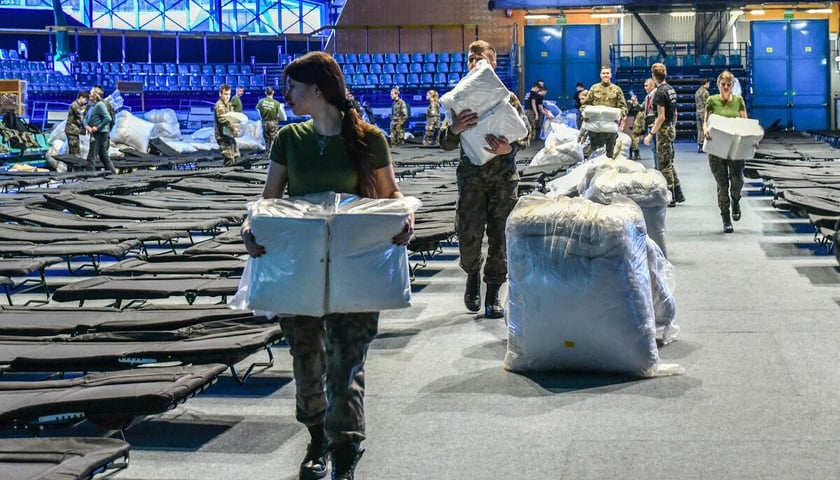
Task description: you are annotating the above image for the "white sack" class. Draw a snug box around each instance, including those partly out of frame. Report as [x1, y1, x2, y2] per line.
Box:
[504, 194, 666, 377]
[222, 111, 249, 138]
[582, 105, 621, 133]
[459, 100, 529, 166]
[439, 60, 510, 117]
[646, 237, 679, 344]
[48, 119, 67, 143]
[110, 111, 155, 153]
[144, 108, 181, 139]
[159, 138, 198, 154]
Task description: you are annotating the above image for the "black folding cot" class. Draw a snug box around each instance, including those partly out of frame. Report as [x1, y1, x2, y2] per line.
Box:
[0, 437, 130, 480]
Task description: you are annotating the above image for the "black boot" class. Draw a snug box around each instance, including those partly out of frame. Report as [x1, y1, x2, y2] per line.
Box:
[300, 424, 329, 480]
[632, 149, 640, 160]
[673, 185, 686, 203]
[464, 272, 481, 313]
[667, 189, 676, 208]
[484, 283, 504, 319]
[731, 199, 741, 221]
[722, 213, 734, 234]
[331, 443, 364, 480]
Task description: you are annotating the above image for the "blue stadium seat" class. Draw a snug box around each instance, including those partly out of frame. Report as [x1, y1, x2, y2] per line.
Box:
[450, 62, 464, 73]
[188, 64, 200, 75]
[410, 53, 423, 63]
[632, 56, 646, 67]
[239, 75, 251, 88]
[177, 64, 189, 75]
[228, 65, 240, 74]
[202, 64, 213, 75]
[333, 53, 345, 63]
[392, 73, 407, 87]
[342, 64, 356, 75]
[420, 73, 433, 87]
[384, 53, 398, 64]
[153, 63, 165, 74]
[729, 53, 742, 66]
[682, 55, 696, 66]
[379, 73, 393, 86]
[396, 63, 409, 74]
[410, 63, 422, 74]
[351, 73, 365, 86]
[346, 53, 358, 64]
[356, 64, 369, 74]
[447, 73, 460, 85]
[423, 63, 436, 73]
[698, 54, 712, 65]
[424, 52, 436, 63]
[713, 54, 727, 65]
[648, 55, 659, 66]
[664, 56, 678, 67]
[450, 52, 463, 63]
[383, 63, 396, 74]
[358, 53, 371, 64]
[618, 56, 632, 68]
[369, 64, 382, 74]
[252, 75, 265, 88]
[436, 63, 449, 73]
[433, 73, 447, 87]
[214, 65, 226, 74]
[0, 49, 7, 60]
[371, 53, 384, 64]
[398, 53, 410, 64]
[438, 52, 450, 63]
[406, 73, 420, 87]
[241, 64, 253, 74]
[365, 74, 378, 85]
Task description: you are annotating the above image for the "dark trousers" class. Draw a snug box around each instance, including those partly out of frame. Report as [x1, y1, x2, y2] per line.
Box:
[89, 131, 115, 173]
[709, 155, 745, 216]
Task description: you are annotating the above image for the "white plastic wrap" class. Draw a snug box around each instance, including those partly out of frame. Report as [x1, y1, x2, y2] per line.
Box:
[459, 100, 529, 166]
[581, 105, 621, 133]
[110, 111, 155, 153]
[703, 113, 764, 160]
[646, 237, 679, 344]
[235, 192, 421, 317]
[144, 108, 181, 139]
[579, 163, 670, 255]
[439, 60, 510, 117]
[222, 111, 249, 138]
[159, 138, 198, 154]
[439, 60, 527, 166]
[48, 119, 67, 143]
[533, 123, 584, 168]
[503, 194, 679, 377]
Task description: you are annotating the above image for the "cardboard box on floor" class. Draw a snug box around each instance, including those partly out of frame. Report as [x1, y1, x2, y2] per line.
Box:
[703, 114, 764, 160]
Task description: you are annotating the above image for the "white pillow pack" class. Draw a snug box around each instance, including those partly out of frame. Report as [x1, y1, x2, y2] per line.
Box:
[582, 105, 621, 133]
[110, 111, 155, 152]
[439, 60, 528, 166]
[235, 192, 421, 317]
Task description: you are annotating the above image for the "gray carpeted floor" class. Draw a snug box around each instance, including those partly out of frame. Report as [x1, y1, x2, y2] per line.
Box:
[29, 141, 840, 479]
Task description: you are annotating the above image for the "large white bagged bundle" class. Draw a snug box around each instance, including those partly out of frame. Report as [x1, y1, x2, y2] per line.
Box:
[703, 113, 764, 160]
[581, 105, 621, 133]
[440, 60, 527, 165]
[459, 101, 529, 166]
[439, 60, 510, 116]
[110, 111, 155, 152]
[144, 108, 181, 139]
[159, 138, 198, 154]
[222, 112, 250, 137]
[245, 193, 334, 317]
[646, 238, 679, 344]
[580, 165, 670, 255]
[48, 120, 67, 143]
[504, 194, 662, 377]
[329, 196, 421, 312]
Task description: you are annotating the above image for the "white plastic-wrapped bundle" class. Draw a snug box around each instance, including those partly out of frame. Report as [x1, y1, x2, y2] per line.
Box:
[328, 196, 421, 313]
[144, 108, 181, 139]
[235, 192, 421, 317]
[158, 138, 198, 154]
[110, 111, 155, 152]
[48, 120, 67, 144]
[439, 60, 528, 166]
[581, 105, 621, 133]
[504, 194, 679, 377]
[579, 163, 670, 256]
[646, 237, 679, 344]
[222, 111, 249, 137]
[244, 193, 334, 317]
[533, 123, 584, 169]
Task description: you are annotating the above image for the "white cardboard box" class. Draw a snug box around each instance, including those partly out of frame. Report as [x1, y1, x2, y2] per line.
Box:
[703, 114, 764, 160]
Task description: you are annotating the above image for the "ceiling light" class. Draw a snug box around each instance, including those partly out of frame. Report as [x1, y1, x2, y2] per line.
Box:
[591, 13, 625, 18]
[806, 8, 832, 14]
[524, 13, 551, 19]
[730, 9, 744, 16]
[749, 9, 765, 15]
[670, 11, 696, 17]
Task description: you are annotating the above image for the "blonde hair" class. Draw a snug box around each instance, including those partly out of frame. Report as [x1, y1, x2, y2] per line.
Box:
[427, 89, 438, 101]
[717, 70, 735, 85]
[468, 40, 496, 63]
[651, 63, 666, 82]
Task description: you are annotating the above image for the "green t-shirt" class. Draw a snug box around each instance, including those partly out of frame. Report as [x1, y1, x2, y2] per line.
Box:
[256, 97, 283, 122]
[230, 95, 243, 113]
[705, 94, 746, 119]
[270, 119, 391, 197]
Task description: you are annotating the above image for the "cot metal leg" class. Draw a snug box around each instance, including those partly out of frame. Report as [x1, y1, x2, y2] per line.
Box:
[230, 346, 275, 385]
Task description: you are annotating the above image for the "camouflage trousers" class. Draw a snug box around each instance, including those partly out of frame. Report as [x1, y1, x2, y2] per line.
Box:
[526, 110, 538, 141]
[655, 124, 680, 190]
[279, 312, 379, 446]
[423, 115, 439, 145]
[216, 134, 239, 165]
[589, 131, 618, 159]
[456, 156, 519, 285]
[66, 133, 81, 155]
[631, 113, 645, 151]
[709, 155, 745, 216]
[390, 121, 405, 146]
[262, 120, 278, 153]
[696, 113, 705, 147]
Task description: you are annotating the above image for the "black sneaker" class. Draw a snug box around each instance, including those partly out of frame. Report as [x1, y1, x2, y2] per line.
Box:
[300, 442, 329, 480]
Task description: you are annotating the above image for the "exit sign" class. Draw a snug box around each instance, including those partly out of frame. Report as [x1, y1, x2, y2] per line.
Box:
[784, 9, 794, 19]
[556, 15, 567, 24]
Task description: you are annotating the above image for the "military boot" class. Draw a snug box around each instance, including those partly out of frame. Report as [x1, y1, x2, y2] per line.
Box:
[464, 272, 481, 312]
[673, 185, 686, 204]
[331, 443, 364, 480]
[300, 424, 329, 480]
[722, 213, 734, 234]
[485, 283, 504, 319]
[731, 198, 741, 221]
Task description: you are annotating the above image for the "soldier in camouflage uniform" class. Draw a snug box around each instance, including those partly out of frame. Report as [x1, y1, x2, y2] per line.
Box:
[423, 89, 440, 146]
[229, 86, 245, 113]
[695, 78, 710, 152]
[440, 39, 527, 320]
[581, 66, 628, 159]
[256, 85, 283, 153]
[644, 63, 684, 208]
[214, 84, 240, 166]
[389, 88, 407, 146]
[64, 91, 88, 155]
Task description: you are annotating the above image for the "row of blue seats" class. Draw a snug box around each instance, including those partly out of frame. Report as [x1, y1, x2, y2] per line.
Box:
[334, 51, 464, 65]
[77, 62, 255, 76]
[0, 59, 49, 72]
[617, 53, 742, 68]
[345, 72, 461, 90]
[342, 62, 464, 76]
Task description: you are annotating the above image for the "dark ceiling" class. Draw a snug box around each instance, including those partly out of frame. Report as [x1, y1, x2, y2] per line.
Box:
[487, 1, 825, 13]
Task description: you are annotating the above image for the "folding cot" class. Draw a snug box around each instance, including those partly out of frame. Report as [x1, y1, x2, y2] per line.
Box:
[51, 274, 241, 307]
[43, 191, 246, 223]
[183, 238, 247, 255]
[0, 240, 142, 273]
[0, 256, 63, 305]
[100, 254, 246, 276]
[0, 364, 227, 431]
[0, 437, 130, 480]
[96, 191, 251, 211]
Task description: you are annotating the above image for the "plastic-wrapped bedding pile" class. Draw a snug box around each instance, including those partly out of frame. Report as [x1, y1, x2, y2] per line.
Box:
[578, 157, 670, 256]
[529, 123, 585, 172]
[231, 192, 421, 317]
[439, 60, 528, 166]
[503, 194, 683, 377]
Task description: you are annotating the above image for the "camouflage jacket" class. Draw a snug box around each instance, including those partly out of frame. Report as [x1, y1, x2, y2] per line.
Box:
[440, 92, 527, 164]
[426, 99, 440, 120]
[695, 86, 709, 114]
[391, 98, 408, 124]
[582, 82, 628, 118]
[214, 98, 235, 137]
[65, 99, 87, 136]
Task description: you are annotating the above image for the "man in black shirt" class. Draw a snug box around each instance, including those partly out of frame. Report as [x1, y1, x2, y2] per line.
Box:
[644, 63, 684, 207]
